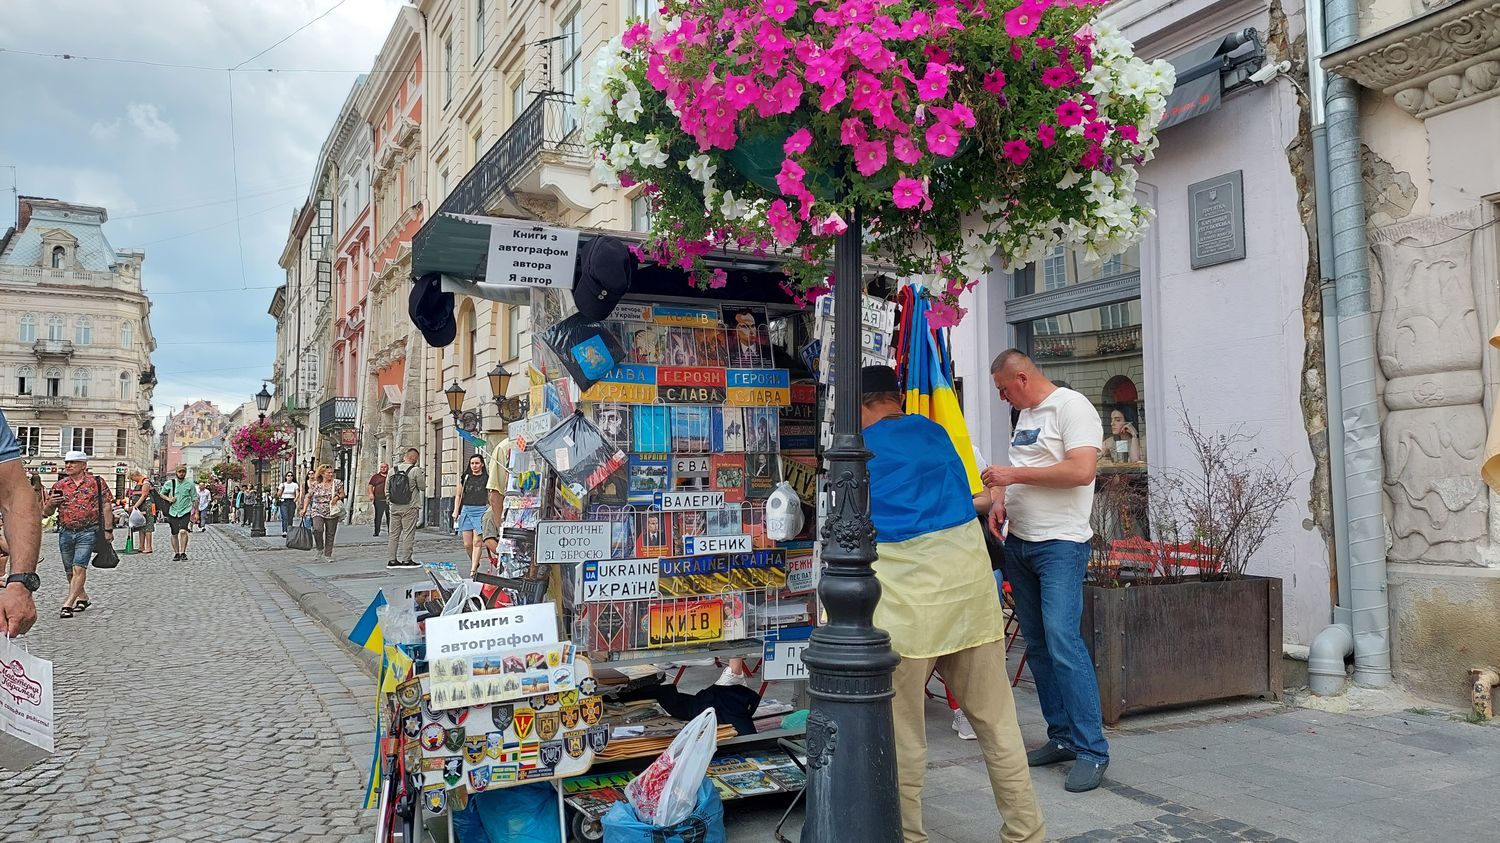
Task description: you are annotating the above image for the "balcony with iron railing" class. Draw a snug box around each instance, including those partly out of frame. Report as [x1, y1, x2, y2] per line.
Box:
[319, 397, 357, 432]
[32, 339, 75, 360]
[434, 93, 590, 219]
[32, 395, 73, 411]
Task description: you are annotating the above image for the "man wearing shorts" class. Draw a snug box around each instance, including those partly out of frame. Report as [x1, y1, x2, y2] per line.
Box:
[42, 450, 112, 618]
[160, 465, 197, 561]
[0, 408, 41, 635]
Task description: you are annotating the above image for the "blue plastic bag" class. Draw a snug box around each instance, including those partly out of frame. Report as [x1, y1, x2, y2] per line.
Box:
[453, 782, 562, 843]
[601, 780, 726, 843]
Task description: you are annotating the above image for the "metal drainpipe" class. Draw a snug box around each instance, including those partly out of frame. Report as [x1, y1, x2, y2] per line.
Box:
[1324, 0, 1392, 687]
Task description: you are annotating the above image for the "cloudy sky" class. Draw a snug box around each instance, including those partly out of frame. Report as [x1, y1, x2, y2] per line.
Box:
[0, 0, 405, 424]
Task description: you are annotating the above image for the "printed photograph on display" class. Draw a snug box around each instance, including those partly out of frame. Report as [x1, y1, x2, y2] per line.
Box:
[663, 327, 699, 367]
[594, 404, 632, 452]
[719, 407, 746, 452]
[632, 406, 670, 452]
[627, 454, 669, 506]
[637, 510, 672, 556]
[706, 503, 744, 536]
[696, 326, 729, 367]
[589, 505, 636, 558]
[710, 454, 746, 503]
[618, 323, 665, 365]
[670, 407, 713, 452]
[744, 408, 780, 452]
[591, 469, 629, 506]
[722, 305, 771, 368]
[675, 510, 707, 554]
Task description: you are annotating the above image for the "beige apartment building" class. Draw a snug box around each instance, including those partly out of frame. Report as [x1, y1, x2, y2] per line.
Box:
[0, 196, 158, 491]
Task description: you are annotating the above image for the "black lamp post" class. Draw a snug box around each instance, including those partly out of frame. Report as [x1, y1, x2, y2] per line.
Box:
[250, 384, 272, 538]
[444, 380, 467, 420]
[488, 364, 530, 423]
[801, 210, 902, 842]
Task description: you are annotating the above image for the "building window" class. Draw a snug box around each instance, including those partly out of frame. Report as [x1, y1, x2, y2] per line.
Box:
[72, 368, 91, 398]
[471, 127, 484, 166]
[630, 195, 653, 232]
[440, 166, 451, 199]
[18, 314, 36, 343]
[63, 427, 94, 454]
[511, 78, 526, 126]
[443, 34, 454, 105]
[116, 429, 128, 456]
[119, 371, 132, 400]
[458, 301, 477, 379]
[506, 304, 522, 360]
[74, 316, 92, 346]
[1042, 247, 1068, 291]
[405, 159, 420, 208]
[559, 9, 581, 133]
[120, 321, 134, 348]
[631, 0, 655, 19]
[17, 366, 33, 396]
[45, 368, 61, 397]
[51, 246, 65, 269]
[16, 425, 40, 456]
[474, 0, 485, 63]
[1012, 243, 1140, 298]
[46, 315, 64, 342]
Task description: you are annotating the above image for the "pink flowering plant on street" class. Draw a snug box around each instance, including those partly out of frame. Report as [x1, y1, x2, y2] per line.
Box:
[582, 0, 1173, 324]
[229, 421, 294, 462]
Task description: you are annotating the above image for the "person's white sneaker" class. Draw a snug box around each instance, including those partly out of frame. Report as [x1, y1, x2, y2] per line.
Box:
[715, 666, 749, 687]
[952, 710, 977, 740]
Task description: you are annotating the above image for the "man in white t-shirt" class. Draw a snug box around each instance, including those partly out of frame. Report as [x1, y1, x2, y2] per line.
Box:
[981, 349, 1109, 793]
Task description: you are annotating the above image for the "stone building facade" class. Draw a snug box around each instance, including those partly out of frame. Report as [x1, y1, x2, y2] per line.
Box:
[0, 196, 157, 489]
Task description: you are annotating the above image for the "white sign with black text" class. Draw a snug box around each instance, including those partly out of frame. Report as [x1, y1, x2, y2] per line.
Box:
[682, 534, 752, 555]
[655, 491, 725, 512]
[535, 521, 613, 564]
[579, 558, 661, 602]
[762, 640, 809, 681]
[425, 603, 560, 659]
[480, 218, 580, 290]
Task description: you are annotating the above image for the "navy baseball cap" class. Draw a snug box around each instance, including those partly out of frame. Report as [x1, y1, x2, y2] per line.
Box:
[409, 272, 457, 347]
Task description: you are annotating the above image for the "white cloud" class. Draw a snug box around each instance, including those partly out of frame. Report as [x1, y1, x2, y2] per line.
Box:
[127, 103, 180, 146]
[89, 119, 121, 143]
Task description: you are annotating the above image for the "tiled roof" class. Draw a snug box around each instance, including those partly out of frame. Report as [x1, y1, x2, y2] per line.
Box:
[0, 206, 120, 272]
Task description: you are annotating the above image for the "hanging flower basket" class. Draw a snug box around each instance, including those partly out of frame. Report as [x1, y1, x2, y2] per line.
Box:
[582, 0, 1174, 325]
[230, 421, 294, 463]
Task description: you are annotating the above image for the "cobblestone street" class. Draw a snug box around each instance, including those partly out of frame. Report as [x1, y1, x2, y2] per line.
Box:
[0, 526, 377, 842]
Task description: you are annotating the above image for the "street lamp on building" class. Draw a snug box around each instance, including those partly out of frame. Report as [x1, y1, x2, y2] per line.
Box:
[250, 384, 273, 538]
[444, 380, 466, 420]
[488, 364, 529, 423]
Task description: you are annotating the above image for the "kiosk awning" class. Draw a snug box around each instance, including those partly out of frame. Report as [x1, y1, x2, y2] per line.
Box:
[1159, 29, 1265, 131]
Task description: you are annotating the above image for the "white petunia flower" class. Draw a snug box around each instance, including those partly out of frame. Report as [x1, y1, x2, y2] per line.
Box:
[684, 153, 718, 184]
[632, 136, 669, 169]
[616, 82, 643, 124]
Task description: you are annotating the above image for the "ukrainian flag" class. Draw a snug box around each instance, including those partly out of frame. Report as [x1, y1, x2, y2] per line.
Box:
[457, 426, 490, 452]
[348, 590, 387, 655]
[899, 288, 984, 495]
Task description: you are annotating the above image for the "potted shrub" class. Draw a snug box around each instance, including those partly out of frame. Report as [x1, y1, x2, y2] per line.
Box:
[1085, 405, 1296, 724]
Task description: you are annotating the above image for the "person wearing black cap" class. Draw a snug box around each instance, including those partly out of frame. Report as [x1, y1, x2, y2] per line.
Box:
[859, 365, 1044, 843]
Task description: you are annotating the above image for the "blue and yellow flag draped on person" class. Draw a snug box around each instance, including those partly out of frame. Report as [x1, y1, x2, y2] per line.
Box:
[898, 287, 984, 495]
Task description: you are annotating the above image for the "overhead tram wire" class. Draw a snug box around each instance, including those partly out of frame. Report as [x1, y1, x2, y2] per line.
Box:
[0, 46, 476, 76]
[112, 182, 304, 221]
[230, 0, 352, 71]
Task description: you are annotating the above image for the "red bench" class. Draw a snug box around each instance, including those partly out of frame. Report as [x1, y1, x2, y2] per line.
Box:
[1101, 537, 1222, 577]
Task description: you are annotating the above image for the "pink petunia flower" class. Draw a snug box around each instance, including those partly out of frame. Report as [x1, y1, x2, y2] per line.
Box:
[723, 74, 762, 110]
[622, 22, 651, 49]
[767, 199, 802, 245]
[776, 159, 807, 195]
[1002, 139, 1031, 164]
[892, 177, 927, 209]
[1041, 66, 1076, 88]
[1078, 143, 1103, 169]
[900, 10, 931, 39]
[892, 135, 922, 164]
[853, 139, 888, 176]
[784, 128, 814, 154]
[1082, 120, 1110, 142]
[1117, 124, 1140, 143]
[982, 69, 1007, 94]
[1056, 100, 1085, 126]
[708, 267, 729, 289]
[819, 77, 848, 110]
[840, 117, 868, 145]
[917, 62, 950, 101]
[765, 0, 798, 23]
[1037, 123, 1057, 148]
[925, 120, 960, 157]
[1004, 1, 1045, 38]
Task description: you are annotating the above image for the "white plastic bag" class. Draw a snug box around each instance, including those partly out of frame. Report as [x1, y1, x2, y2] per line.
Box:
[440, 580, 486, 616]
[624, 708, 719, 827]
[128, 508, 147, 529]
[0, 636, 54, 770]
[765, 481, 805, 542]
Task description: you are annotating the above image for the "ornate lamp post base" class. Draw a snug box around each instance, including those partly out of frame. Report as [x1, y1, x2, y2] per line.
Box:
[250, 457, 267, 538]
[801, 212, 903, 841]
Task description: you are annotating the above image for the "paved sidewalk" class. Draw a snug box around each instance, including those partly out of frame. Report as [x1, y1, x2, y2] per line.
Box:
[231, 520, 1500, 843]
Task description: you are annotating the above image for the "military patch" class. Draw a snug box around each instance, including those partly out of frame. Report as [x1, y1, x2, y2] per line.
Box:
[520, 764, 556, 780]
[420, 694, 438, 722]
[464, 736, 487, 765]
[588, 725, 610, 752]
[444, 727, 466, 754]
[513, 708, 535, 740]
[445, 706, 468, 727]
[396, 678, 422, 709]
[581, 696, 603, 726]
[526, 651, 547, 671]
[560, 705, 580, 729]
[468, 765, 491, 792]
[565, 731, 587, 759]
[540, 740, 564, 768]
[402, 713, 423, 739]
[578, 678, 599, 696]
[404, 741, 422, 772]
[537, 710, 561, 741]
[542, 692, 561, 708]
[561, 689, 581, 706]
[485, 732, 506, 759]
[551, 665, 574, 687]
[491, 764, 519, 784]
[443, 756, 464, 788]
[420, 723, 446, 752]
[422, 783, 447, 815]
[491, 703, 514, 732]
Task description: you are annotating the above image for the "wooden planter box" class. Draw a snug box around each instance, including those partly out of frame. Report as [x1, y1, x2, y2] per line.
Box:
[1082, 575, 1283, 725]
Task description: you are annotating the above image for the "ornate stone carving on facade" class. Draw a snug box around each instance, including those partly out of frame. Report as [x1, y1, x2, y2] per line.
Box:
[1372, 206, 1490, 565]
[1323, 0, 1500, 119]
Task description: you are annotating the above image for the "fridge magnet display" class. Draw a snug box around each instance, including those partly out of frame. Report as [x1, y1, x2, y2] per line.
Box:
[722, 305, 772, 368]
[710, 454, 747, 503]
[632, 406, 670, 452]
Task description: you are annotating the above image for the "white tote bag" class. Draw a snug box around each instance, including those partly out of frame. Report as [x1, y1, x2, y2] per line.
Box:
[0, 636, 54, 770]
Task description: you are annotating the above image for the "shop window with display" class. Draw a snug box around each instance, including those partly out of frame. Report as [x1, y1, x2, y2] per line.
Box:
[1007, 243, 1147, 540]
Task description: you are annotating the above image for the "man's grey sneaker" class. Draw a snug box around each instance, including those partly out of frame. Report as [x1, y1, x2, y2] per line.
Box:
[385, 559, 401, 569]
[1026, 740, 1077, 767]
[1065, 759, 1108, 792]
[952, 710, 977, 741]
[397, 559, 421, 568]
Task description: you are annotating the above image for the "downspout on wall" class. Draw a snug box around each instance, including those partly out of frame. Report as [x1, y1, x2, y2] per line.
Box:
[1321, 0, 1392, 688]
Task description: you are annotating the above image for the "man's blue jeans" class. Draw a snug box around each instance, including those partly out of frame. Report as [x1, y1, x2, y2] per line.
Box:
[1003, 536, 1109, 764]
[58, 526, 97, 573]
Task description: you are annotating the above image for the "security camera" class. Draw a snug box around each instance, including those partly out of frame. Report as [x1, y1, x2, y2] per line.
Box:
[1250, 60, 1292, 85]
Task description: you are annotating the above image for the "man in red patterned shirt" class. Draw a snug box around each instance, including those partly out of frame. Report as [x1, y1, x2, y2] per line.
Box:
[41, 451, 113, 618]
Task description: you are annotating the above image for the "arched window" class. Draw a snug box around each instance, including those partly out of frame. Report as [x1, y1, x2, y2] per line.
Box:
[18, 314, 35, 343]
[75, 316, 92, 346]
[46, 315, 64, 342]
[120, 321, 134, 349]
[51, 246, 65, 269]
[119, 371, 132, 400]
[16, 365, 33, 396]
[72, 368, 91, 398]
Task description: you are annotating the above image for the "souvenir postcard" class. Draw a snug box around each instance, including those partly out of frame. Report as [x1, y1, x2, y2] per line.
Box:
[593, 404, 633, 452]
[710, 454, 746, 503]
[589, 505, 636, 558]
[632, 406, 671, 452]
[746, 452, 778, 499]
[722, 305, 771, 368]
[671, 454, 711, 492]
[619, 322, 666, 365]
[695, 326, 729, 368]
[743, 408, 780, 452]
[670, 406, 713, 453]
[636, 509, 673, 557]
[718, 407, 746, 453]
[675, 510, 708, 551]
[716, 770, 779, 796]
[705, 502, 743, 536]
[662, 327, 700, 367]
[592, 467, 629, 507]
[627, 453, 670, 506]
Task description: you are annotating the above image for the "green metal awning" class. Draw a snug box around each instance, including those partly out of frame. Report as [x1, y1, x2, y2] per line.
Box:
[411, 213, 496, 280]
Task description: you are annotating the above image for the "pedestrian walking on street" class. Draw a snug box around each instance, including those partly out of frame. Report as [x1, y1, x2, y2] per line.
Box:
[385, 448, 424, 569]
[859, 366, 1045, 843]
[984, 349, 1110, 793]
[277, 472, 299, 536]
[160, 466, 197, 561]
[452, 453, 488, 574]
[300, 464, 346, 561]
[368, 462, 389, 537]
[127, 469, 157, 555]
[42, 451, 113, 618]
[0, 408, 41, 636]
[195, 484, 211, 532]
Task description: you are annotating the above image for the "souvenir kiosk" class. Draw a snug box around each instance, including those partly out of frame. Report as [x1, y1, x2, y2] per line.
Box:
[369, 214, 898, 842]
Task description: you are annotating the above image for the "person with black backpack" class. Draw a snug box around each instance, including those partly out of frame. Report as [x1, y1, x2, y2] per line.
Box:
[385, 448, 424, 569]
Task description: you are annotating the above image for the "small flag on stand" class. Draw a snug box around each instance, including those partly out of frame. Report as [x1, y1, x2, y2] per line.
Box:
[456, 427, 490, 452]
[349, 591, 387, 655]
